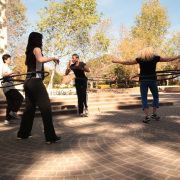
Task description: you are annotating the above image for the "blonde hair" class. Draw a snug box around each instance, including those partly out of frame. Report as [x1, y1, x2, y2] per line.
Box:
[137, 47, 158, 61]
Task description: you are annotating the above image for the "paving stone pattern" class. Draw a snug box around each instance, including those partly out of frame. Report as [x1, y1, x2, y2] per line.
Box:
[0, 93, 180, 180]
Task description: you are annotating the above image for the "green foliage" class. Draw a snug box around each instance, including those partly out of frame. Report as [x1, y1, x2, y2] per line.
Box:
[44, 69, 63, 85]
[131, 0, 171, 47]
[36, 0, 102, 57]
[7, 0, 29, 56]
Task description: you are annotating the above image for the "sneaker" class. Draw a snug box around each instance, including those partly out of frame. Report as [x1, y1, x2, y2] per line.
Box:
[79, 113, 88, 117]
[85, 108, 89, 114]
[17, 134, 32, 140]
[9, 111, 20, 119]
[46, 137, 62, 144]
[151, 114, 160, 120]
[4, 119, 16, 125]
[143, 116, 150, 123]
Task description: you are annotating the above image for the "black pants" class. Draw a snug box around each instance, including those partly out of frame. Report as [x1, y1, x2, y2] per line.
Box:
[75, 80, 88, 114]
[17, 78, 57, 141]
[5, 89, 23, 120]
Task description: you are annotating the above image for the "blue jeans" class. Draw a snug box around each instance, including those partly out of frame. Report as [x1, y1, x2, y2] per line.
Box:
[140, 80, 159, 110]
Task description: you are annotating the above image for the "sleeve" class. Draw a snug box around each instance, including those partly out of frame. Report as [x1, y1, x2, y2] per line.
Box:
[82, 62, 86, 67]
[136, 58, 140, 64]
[2, 65, 9, 77]
[155, 56, 160, 62]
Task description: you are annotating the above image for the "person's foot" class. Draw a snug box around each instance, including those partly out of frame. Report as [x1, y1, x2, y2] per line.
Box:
[85, 108, 89, 114]
[4, 119, 16, 125]
[46, 137, 62, 144]
[9, 111, 20, 119]
[17, 134, 32, 140]
[79, 113, 88, 117]
[151, 114, 160, 120]
[143, 116, 150, 123]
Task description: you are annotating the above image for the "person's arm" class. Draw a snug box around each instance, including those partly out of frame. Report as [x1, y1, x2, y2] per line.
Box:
[3, 71, 20, 78]
[65, 60, 72, 75]
[112, 59, 138, 65]
[159, 55, 180, 62]
[34, 47, 59, 64]
[76, 65, 90, 72]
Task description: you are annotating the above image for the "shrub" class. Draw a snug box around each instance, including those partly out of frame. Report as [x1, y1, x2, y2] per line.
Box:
[98, 85, 110, 89]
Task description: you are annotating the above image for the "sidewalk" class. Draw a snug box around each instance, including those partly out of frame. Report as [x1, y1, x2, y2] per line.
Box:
[0, 93, 180, 180]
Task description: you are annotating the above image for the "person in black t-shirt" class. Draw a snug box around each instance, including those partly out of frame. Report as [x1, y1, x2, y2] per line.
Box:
[112, 47, 180, 123]
[65, 54, 90, 117]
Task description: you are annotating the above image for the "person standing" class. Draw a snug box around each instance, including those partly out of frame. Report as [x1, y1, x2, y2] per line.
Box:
[2, 54, 23, 125]
[17, 32, 61, 144]
[65, 54, 90, 117]
[112, 46, 180, 123]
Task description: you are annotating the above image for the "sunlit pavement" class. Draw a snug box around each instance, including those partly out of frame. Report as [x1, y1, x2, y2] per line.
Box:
[0, 93, 180, 180]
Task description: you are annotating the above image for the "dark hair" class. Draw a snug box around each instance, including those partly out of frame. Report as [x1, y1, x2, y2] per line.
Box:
[25, 32, 43, 55]
[2, 54, 11, 63]
[72, 53, 79, 59]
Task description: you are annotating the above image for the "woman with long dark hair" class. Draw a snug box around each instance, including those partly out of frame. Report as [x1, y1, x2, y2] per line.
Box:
[112, 47, 180, 123]
[17, 32, 61, 144]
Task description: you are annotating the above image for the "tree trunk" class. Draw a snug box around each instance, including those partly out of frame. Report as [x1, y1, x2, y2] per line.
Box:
[47, 49, 55, 89]
[0, 0, 7, 99]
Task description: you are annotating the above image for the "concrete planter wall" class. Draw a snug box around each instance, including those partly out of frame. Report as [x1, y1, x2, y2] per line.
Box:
[47, 88, 76, 95]
[158, 86, 180, 92]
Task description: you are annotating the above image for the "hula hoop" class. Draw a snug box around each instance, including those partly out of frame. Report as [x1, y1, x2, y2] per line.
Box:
[0, 71, 49, 88]
[74, 77, 113, 82]
[130, 70, 180, 82]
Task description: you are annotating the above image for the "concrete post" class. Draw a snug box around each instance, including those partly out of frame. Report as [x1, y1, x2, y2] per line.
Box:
[0, 0, 7, 99]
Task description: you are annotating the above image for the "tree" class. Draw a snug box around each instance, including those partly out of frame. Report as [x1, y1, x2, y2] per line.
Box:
[131, 0, 171, 47]
[43, 69, 63, 86]
[36, 0, 102, 89]
[112, 24, 145, 85]
[12, 55, 27, 80]
[6, 0, 29, 56]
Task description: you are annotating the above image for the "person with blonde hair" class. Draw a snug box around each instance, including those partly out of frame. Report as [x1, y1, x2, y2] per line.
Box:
[112, 47, 180, 123]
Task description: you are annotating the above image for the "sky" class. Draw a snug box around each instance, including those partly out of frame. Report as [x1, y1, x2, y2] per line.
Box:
[24, 0, 180, 71]
[25, 0, 180, 33]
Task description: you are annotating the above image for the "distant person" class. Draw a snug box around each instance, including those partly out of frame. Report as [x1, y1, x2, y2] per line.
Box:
[17, 32, 61, 144]
[65, 54, 90, 117]
[112, 47, 180, 123]
[2, 54, 23, 125]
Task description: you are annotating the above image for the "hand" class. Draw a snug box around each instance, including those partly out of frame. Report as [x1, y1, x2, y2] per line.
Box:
[112, 60, 118, 63]
[13, 71, 20, 75]
[53, 58, 59, 65]
[75, 66, 83, 70]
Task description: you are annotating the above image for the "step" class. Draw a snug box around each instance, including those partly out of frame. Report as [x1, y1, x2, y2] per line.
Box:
[0, 101, 173, 121]
[0, 99, 152, 114]
[0, 96, 142, 108]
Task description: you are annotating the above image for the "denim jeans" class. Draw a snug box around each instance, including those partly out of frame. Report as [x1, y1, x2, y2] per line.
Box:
[140, 80, 159, 110]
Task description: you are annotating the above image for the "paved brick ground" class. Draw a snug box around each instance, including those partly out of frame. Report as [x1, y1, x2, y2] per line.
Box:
[0, 93, 180, 180]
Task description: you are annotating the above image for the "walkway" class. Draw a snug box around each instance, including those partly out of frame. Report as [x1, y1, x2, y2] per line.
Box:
[0, 93, 180, 180]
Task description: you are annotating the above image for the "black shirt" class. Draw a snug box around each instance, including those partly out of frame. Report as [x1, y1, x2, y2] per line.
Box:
[136, 56, 160, 80]
[70, 62, 87, 81]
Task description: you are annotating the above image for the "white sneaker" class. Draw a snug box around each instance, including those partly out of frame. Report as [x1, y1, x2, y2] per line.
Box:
[4, 120, 16, 125]
[9, 111, 20, 119]
[79, 113, 88, 117]
[85, 108, 89, 114]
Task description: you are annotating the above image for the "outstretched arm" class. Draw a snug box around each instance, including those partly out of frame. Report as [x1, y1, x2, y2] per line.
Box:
[65, 60, 72, 75]
[159, 55, 180, 62]
[112, 59, 138, 65]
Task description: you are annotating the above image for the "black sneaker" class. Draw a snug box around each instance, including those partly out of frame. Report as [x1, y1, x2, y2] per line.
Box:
[46, 137, 62, 144]
[143, 116, 150, 123]
[151, 114, 160, 120]
[17, 134, 32, 140]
